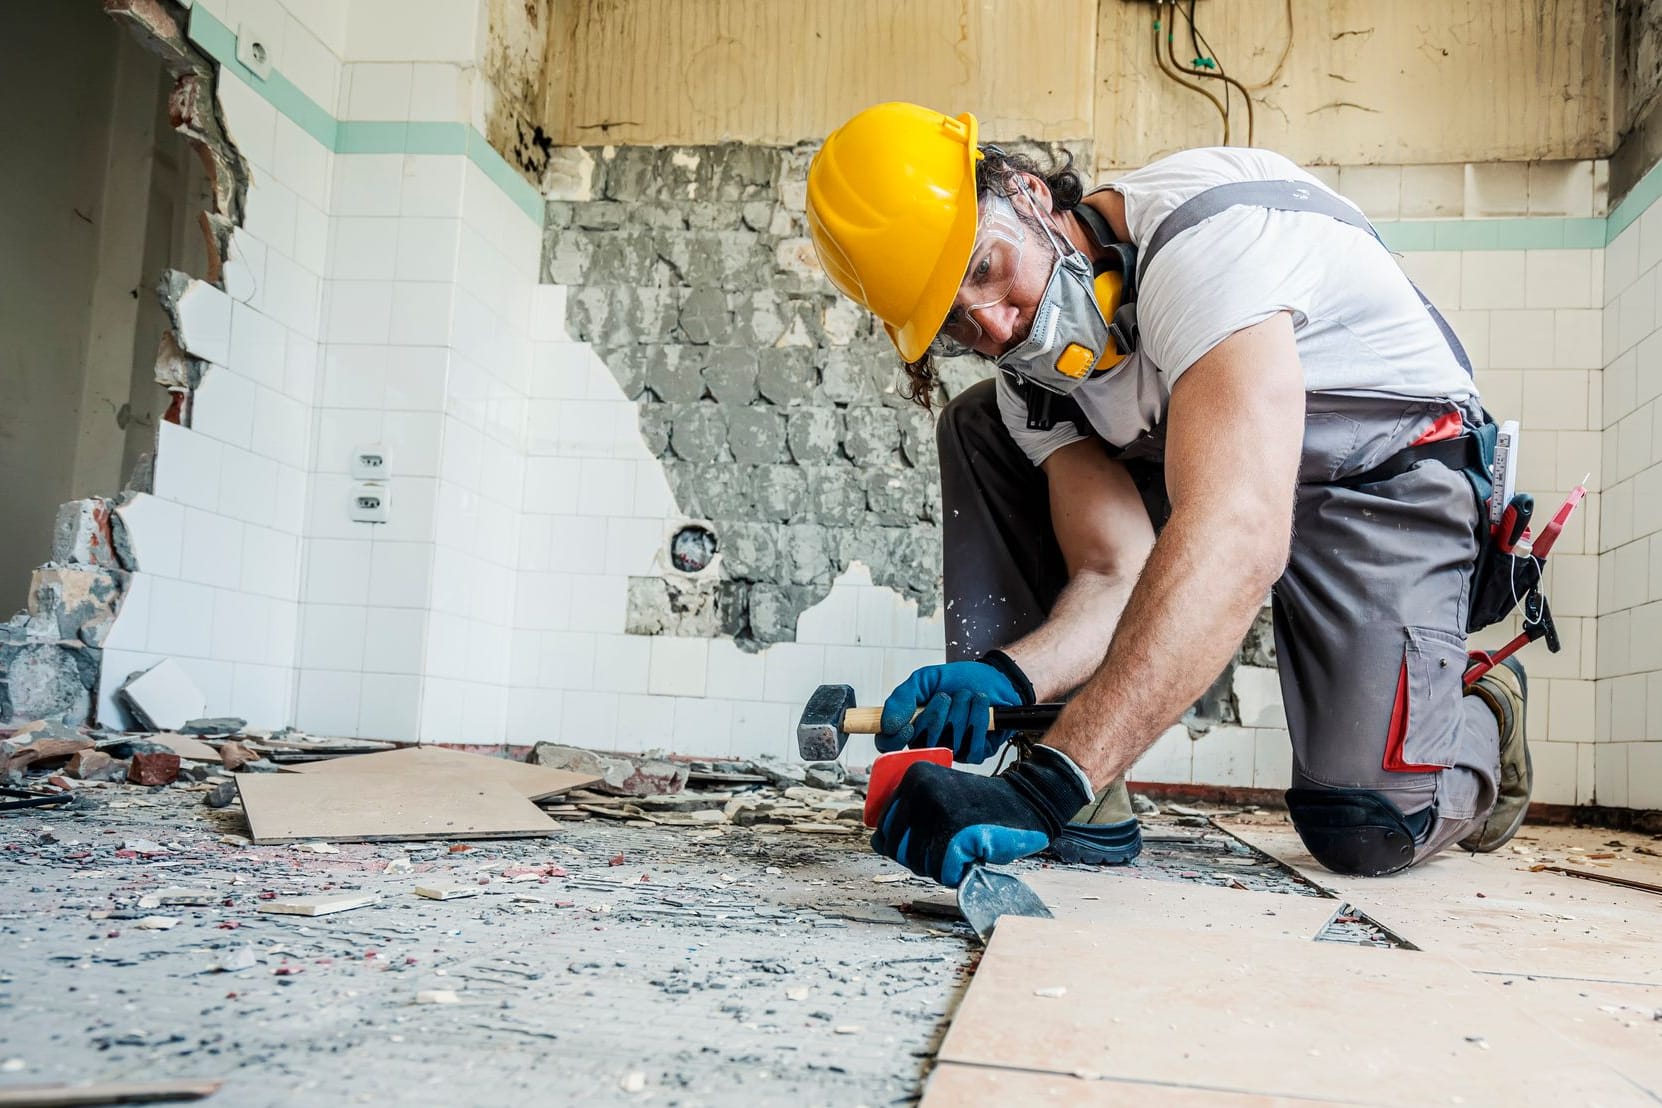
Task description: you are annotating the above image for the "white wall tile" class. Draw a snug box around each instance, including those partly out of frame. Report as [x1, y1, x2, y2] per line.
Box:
[672, 697, 732, 755]
[147, 577, 216, 659]
[116, 495, 185, 579]
[730, 700, 793, 761]
[1399, 165, 1462, 219]
[332, 154, 403, 217]
[648, 635, 708, 697]
[762, 642, 828, 704]
[1131, 725, 1192, 784]
[1461, 254, 1527, 312]
[613, 693, 675, 753]
[296, 668, 362, 736]
[1190, 724, 1255, 787]
[343, 62, 413, 119]
[181, 507, 246, 590]
[304, 538, 373, 604]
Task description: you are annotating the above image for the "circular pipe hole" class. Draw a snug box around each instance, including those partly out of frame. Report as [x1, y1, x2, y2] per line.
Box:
[670, 525, 717, 573]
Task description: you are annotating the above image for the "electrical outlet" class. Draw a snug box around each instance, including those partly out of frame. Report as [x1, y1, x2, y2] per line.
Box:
[349, 483, 390, 524]
[352, 444, 389, 480]
[236, 21, 274, 80]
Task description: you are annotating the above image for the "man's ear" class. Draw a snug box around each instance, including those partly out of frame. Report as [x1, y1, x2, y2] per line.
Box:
[1017, 172, 1055, 217]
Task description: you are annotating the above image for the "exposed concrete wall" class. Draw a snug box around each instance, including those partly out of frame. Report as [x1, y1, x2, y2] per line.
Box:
[1611, 0, 1662, 208]
[0, 3, 122, 612]
[543, 142, 978, 645]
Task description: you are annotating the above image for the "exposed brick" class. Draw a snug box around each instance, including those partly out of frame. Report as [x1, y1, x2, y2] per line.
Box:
[128, 751, 181, 786]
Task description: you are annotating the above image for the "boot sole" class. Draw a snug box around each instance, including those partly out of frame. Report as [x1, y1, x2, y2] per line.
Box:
[1047, 818, 1143, 865]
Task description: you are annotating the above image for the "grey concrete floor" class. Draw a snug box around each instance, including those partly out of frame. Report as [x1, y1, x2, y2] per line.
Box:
[0, 785, 1320, 1107]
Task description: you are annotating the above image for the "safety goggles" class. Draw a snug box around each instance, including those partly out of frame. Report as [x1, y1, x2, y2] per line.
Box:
[928, 192, 1030, 358]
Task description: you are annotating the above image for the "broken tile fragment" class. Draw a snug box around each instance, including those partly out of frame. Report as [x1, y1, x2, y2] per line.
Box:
[118, 660, 206, 731]
[416, 989, 459, 1004]
[414, 882, 480, 901]
[257, 893, 379, 917]
[528, 743, 688, 797]
[65, 750, 127, 782]
[182, 716, 247, 735]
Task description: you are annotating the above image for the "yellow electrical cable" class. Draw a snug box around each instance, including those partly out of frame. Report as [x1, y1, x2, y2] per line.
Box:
[1152, 1, 1228, 146]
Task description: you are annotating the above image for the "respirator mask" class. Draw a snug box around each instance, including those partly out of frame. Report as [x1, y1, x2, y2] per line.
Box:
[930, 176, 1137, 397]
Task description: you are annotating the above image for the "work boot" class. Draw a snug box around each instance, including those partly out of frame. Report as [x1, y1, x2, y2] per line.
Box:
[1460, 657, 1531, 853]
[1046, 774, 1142, 864]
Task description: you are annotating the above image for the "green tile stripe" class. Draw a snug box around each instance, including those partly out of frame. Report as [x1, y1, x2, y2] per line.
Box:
[189, 4, 336, 149]
[187, 6, 542, 221]
[187, 6, 1642, 247]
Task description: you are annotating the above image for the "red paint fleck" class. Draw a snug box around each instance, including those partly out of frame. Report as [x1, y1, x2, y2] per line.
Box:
[217, 921, 241, 930]
[274, 965, 302, 976]
[608, 853, 625, 867]
[404, 957, 417, 965]
[448, 844, 472, 853]
[364, 949, 380, 959]
[114, 850, 137, 859]
[258, 891, 276, 900]
[67, 851, 91, 860]
[106, 930, 120, 938]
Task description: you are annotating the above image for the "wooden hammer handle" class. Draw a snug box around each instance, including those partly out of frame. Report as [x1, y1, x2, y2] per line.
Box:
[839, 704, 1063, 735]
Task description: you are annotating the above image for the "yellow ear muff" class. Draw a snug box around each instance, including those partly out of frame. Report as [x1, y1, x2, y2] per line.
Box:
[1091, 268, 1130, 372]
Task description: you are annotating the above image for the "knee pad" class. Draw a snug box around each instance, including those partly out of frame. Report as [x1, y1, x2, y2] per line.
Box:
[1284, 788, 1422, 877]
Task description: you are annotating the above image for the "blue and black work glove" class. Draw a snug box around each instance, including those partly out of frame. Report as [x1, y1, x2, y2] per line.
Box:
[871, 745, 1093, 887]
[877, 650, 1035, 764]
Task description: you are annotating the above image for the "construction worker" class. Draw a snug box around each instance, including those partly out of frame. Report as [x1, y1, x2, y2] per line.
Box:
[805, 102, 1530, 887]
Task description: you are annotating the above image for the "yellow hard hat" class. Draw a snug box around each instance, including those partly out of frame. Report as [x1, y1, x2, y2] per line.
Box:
[807, 102, 981, 363]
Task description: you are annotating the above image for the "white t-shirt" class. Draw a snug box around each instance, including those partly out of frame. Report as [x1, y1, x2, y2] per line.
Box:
[999, 147, 1476, 465]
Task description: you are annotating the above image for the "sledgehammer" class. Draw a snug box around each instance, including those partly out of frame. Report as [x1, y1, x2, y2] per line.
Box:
[794, 683, 1066, 762]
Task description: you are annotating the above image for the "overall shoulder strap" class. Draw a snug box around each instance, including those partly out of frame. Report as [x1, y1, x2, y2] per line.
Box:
[1133, 179, 1473, 377]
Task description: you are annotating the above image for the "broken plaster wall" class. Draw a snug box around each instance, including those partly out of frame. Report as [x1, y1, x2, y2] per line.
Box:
[542, 142, 956, 648]
[95, 0, 328, 732]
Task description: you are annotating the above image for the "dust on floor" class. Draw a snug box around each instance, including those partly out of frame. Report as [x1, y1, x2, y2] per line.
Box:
[1, 788, 1321, 1106]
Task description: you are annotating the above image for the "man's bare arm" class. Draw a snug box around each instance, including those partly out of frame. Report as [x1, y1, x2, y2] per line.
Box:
[1040, 312, 1305, 785]
[1002, 442, 1156, 700]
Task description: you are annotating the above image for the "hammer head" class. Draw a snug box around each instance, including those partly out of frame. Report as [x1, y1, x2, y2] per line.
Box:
[797, 684, 856, 761]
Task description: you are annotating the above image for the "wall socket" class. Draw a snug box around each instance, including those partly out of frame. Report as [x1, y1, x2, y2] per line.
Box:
[236, 21, 275, 80]
[352, 444, 390, 480]
[349, 482, 390, 524]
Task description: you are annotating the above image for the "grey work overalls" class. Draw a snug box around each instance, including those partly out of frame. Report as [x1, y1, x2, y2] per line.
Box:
[935, 181, 1501, 876]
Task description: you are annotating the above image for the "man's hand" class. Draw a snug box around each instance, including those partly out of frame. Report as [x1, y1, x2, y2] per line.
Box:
[878, 655, 1033, 763]
[871, 746, 1091, 887]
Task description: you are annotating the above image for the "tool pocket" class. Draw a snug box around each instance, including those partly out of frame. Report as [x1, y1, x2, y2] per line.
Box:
[1383, 625, 1469, 773]
[1467, 543, 1543, 633]
[1298, 412, 1363, 484]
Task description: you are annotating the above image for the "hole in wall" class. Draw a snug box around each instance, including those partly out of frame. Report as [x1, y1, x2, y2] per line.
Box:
[670, 524, 718, 573]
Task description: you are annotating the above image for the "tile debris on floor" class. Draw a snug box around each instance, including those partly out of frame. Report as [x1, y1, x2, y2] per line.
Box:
[2, 722, 1659, 1105]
